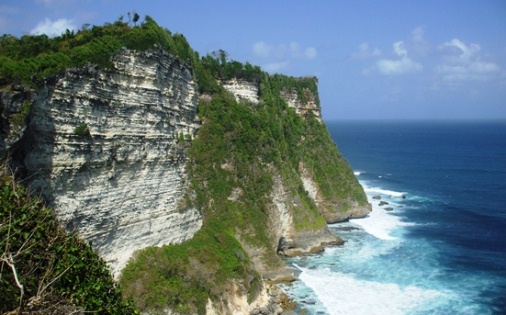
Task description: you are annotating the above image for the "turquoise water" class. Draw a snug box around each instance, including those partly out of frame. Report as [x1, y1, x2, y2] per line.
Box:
[280, 121, 506, 315]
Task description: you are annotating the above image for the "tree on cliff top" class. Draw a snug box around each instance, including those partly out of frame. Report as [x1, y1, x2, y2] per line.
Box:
[0, 14, 197, 86]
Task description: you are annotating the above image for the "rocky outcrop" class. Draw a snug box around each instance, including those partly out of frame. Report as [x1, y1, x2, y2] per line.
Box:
[221, 78, 259, 104]
[279, 78, 322, 121]
[1, 46, 370, 314]
[300, 162, 371, 222]
[204, 283, 292, 315]
[221, 76, 322, 121]
[0, 83, 35, 155]
[266, 173, 342, 271]
[9, 48, 202, 275]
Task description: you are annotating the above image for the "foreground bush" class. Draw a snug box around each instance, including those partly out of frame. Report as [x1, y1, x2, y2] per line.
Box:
[0, 165, 137, 314]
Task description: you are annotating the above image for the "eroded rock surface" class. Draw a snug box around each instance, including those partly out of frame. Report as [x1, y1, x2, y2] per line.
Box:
[11, 48, 202, 274]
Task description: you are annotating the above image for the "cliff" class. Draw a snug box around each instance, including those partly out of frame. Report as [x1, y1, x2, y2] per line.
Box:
[5, 47, 203, 275]
[0, 17, 370, 314]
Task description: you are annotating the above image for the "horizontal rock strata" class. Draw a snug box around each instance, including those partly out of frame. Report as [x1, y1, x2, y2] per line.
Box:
[12, 48, 202, 275]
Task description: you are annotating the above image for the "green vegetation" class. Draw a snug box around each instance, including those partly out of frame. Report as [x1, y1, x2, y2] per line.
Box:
[120, 219, 258, 314]
[8, 100, 31, 136]
[0, 165, 138, 314]
[1, 15, 367, 314]
[201, 49, 262, 82]
[0, 15, 198, 86]
[120, 72, 339, 313]
[302, 115, 368, 206]
[74, 123, 90, 137]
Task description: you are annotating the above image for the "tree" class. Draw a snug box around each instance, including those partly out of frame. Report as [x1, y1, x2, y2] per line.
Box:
[133, 12, 140, 26]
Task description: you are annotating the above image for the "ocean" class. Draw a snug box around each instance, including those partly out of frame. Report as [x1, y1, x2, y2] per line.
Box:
[280, 120, 506, 315]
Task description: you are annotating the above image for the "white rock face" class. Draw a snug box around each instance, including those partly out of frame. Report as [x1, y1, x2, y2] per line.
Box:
[19, 48, 202, 275]
[221, 78, 259, 104]
[270, 174, 295, 240]
[280, 86, 322, 122]
[222, 77, 322, 121]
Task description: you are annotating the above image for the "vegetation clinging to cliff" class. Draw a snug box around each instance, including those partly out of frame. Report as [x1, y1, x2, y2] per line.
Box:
[119, 70, 334, 314]
[1, 15, 368, 314]
[0, 166, 138, 314]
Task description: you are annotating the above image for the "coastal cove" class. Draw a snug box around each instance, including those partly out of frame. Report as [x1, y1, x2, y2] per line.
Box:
[280, 120, 506, 315]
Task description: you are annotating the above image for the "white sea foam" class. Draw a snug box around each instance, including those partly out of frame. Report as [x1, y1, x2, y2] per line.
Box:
[350, 181, 413, 240]
[296, 265, 443, 315]
[363, 186, 405, 198]
[353, 170, 363, 176]
[350, 201, 406, 240]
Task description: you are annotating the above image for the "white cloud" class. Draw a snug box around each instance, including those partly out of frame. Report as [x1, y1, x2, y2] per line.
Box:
[289, 42, 300, 56]
[392, 41, 407, 57]
[30, 18, 77, 36]
[252, 40, 317, 73]
[263, 61, 289, 73]
[252, 41, 317, 60]
[252, 41, 271, 57]
[435, 38, 501, 83]
[376, 41, 422, 75]
[351, 42, 381, 60]
[411, 26, 430, 56]
[305, 47, 317, 59]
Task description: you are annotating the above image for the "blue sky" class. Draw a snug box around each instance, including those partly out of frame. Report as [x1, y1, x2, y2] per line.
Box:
[1, 0, 505, 121]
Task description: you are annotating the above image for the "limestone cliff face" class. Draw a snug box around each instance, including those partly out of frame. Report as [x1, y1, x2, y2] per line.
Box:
[1, 46, 369, 314]
[9, 48, 202, 275]
[221, 78, 259, 104]
[223, 77, 370, 227]
[280, 80, 322, 122]
[300, 162, 371, 222]
[221, 77, 322, 120]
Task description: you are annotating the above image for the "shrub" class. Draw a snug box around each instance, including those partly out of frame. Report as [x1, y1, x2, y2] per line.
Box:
[74, 123, 90, 137]
[0, 165, 138, 314]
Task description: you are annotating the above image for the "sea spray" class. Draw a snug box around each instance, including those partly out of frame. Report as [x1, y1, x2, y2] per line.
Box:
[280, 121, 506, 314]
[280, 173, 496, 315]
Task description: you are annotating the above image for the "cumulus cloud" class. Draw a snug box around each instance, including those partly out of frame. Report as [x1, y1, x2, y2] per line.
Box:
[351, 42, 381, 60]
[411, 26, 431, 56]
[263, 61, 289, 73]
[252, 41, 271, 58]
[252, 40, 317, 73]
[376, 41, 422, 75]
[435, 39, 501, 82]
[30, 18, 76, 36]
[305, 47, 317, 59]
[252, 41, 317, 60]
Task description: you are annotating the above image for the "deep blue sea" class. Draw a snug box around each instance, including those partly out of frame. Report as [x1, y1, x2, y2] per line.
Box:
[280, 121, 506, 315]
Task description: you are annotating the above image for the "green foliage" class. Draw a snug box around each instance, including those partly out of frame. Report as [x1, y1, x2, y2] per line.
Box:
[120, 218, 257, 314]
[0, 15, 367, 313]
[201, 50, 263, 82]
[9, 100, 31, 133]
[0, 166, 138, 314]
[0, 15, 201, 86]
[74, 123, 90, 137]
[302, 114, 368, 206]
[260, 73, 320, 107]
[119, 73, 347, 313]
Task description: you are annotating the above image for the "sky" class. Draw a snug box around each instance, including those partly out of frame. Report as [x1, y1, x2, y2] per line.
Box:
[1, 0, 505, 121]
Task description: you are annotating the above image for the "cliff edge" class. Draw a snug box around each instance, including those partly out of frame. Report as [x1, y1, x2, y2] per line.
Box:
[0, 17, 370, 314]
